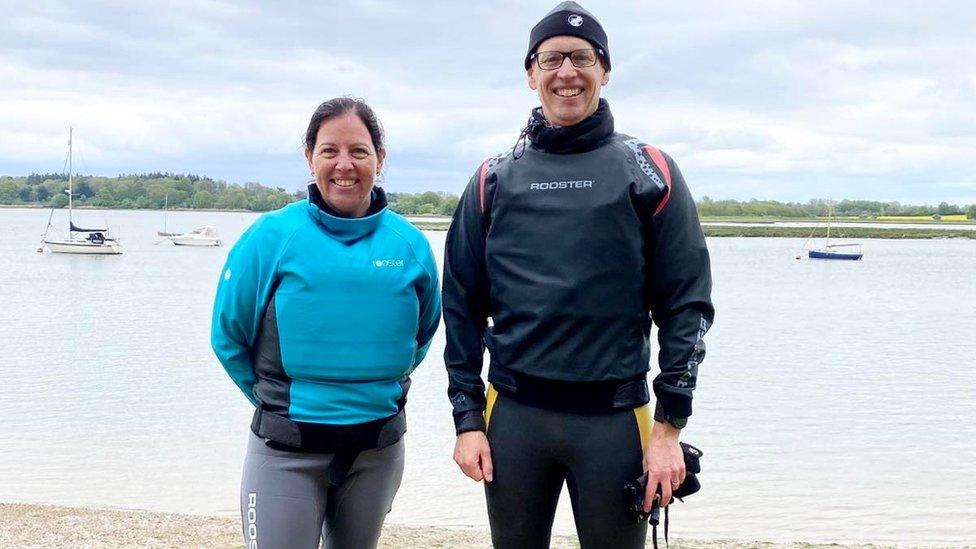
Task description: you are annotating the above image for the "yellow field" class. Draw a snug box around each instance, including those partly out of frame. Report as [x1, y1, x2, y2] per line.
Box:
[876, 214, 968, 221]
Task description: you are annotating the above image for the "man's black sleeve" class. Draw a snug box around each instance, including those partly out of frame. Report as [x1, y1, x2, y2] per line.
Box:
[646, 156, 715, 423]
[442, 167, 492, 434]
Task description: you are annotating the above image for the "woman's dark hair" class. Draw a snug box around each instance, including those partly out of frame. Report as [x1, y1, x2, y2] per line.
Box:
[304, 97, 385, 153]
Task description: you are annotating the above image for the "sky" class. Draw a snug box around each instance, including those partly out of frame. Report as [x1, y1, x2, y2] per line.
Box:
[1, 0, 974, 204]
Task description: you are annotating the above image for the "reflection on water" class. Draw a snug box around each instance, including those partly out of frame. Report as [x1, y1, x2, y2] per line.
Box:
[1, 207, 974, 545]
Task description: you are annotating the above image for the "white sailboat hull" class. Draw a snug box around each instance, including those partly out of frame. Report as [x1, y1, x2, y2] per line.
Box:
[163, 226, 222, 247]
[45, 239, 123, 254]
[169, 235, 221, 247]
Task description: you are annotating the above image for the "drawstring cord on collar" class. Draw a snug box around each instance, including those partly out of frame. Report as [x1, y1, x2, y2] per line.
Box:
[511, 113, 544, 160]
[512, 126, 529, 160]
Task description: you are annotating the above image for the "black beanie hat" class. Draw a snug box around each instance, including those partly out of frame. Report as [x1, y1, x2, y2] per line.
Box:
[524, 1, 610, 70]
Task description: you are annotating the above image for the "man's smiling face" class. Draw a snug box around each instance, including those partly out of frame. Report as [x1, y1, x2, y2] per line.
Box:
[527, 35, 609, 127]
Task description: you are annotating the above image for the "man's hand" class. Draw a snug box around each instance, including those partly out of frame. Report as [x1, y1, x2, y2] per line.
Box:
[642, 421, 685, 512]
[453, 431, 494, 482]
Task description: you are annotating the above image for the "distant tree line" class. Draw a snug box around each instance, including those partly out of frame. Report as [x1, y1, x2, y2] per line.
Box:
[1, 173, 973, 219]
[0, 173, 300, 211]
[386, 191, 459, 216]
[698, 197, 976, 219]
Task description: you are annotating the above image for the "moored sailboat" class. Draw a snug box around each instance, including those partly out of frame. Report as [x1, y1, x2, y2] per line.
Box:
[798, 200, 862, 261]
[164, 226, 222, 247]
[155, 194, 222, 246]
[808, 244, 862, 260]
[41, 128, 122, 255]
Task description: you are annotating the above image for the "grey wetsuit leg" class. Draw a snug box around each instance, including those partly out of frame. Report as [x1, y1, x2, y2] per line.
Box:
[240, 432, 328, 548]
[240, 431, 404, 549]
[321, 439, 405, 548]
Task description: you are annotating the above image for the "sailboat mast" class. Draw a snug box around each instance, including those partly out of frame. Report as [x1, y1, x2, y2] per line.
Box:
[164, 193, 168, 233]
[825, 199, 832, 247]
[68, 127, 74, 230]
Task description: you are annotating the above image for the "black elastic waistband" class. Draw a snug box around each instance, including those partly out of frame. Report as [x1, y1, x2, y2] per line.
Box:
[488, 364, 650, 414]
[250, 408, 406, 453]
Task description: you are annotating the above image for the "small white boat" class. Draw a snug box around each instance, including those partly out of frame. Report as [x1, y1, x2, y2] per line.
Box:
[163, 226, 222, 247]
[155, 194, 221, 247]
[41, 128, 123, 255]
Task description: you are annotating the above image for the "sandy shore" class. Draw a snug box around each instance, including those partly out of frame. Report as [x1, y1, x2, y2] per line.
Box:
[0, 503, 911, 549]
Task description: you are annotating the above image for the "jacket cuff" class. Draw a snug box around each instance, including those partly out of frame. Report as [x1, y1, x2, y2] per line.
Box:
[654, 400, 691, 426]
[454, 410, 486, 435]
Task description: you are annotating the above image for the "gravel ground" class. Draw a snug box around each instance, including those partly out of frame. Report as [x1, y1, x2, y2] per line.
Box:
[0, 503, 917, 548]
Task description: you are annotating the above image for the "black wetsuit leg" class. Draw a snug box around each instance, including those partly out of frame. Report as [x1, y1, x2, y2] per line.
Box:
[563, 417, 647, 549]
[485, 393, 648, 549]
[485, 394, 565, 548]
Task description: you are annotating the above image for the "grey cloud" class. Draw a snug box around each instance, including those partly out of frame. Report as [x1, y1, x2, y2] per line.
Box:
[1, 0, 974, 204]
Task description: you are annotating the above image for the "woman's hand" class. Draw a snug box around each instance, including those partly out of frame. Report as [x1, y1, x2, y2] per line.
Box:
[453, 431, 494, 482]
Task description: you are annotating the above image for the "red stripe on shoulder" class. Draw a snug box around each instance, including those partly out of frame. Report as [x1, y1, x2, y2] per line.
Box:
[642, 145, 671, 186]
[478, 160, 490, 213]
[643, 145, 672, 216]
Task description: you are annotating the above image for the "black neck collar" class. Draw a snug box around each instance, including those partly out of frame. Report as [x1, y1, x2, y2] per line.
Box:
[526, 98, 615, 154]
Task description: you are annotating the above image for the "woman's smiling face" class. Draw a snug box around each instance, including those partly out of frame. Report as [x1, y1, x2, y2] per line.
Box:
[305, 112, 385, 218]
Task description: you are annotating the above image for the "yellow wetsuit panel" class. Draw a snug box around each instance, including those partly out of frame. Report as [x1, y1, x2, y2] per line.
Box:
[634, 402, 653, 451]
[484, 384, 499, 428]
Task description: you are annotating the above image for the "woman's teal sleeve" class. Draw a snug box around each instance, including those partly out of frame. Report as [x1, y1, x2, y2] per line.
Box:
[210, 218, 283, 405]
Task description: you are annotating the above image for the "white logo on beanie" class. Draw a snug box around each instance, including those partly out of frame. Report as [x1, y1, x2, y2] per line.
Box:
[568, 14, 583, 27]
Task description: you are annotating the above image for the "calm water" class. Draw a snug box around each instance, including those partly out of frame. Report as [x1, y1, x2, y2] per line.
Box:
[1, 207, 974, 546]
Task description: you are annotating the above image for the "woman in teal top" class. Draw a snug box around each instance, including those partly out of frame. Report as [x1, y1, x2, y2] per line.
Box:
[212, 97, 441, 549]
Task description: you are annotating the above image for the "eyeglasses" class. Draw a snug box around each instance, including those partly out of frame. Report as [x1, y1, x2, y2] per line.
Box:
[530, 48, 604, 71]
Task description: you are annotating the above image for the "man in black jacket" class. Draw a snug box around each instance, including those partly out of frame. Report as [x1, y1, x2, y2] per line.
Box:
[443, 2, 714, 547]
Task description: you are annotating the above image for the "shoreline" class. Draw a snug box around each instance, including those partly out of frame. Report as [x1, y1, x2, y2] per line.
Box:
[0, 203, 254, 213]
[0, 503, 912, 548]
[5, 204, 973, 238]
[697, 225, 976, 239]
[4, 202, 975, 223]
[415, 221, 976, 239]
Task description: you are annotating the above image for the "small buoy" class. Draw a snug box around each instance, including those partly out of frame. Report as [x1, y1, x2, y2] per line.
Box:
[36, 246, 44, 253]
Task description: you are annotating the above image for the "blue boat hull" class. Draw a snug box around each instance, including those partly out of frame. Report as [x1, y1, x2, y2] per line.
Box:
[808, 250, 862, 260]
